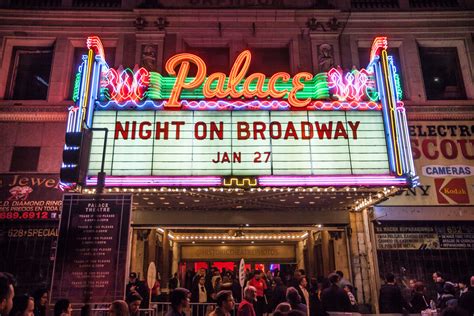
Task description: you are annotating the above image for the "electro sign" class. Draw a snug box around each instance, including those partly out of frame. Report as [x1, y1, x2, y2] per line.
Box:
[62, 36, 417, 188]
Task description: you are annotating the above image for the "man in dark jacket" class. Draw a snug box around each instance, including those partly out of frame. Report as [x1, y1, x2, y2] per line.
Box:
[379, 273, 409, 313]
[271, 277, 287, 311]
[321, 273, 352, 313]
[126, 272, 149, 308]
[458, 276, 474, 316]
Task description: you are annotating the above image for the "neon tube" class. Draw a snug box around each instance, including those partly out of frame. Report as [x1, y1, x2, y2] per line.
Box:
[258, 175, 407, 186]
[86, 176, 223, 187]
[95, 99, 382, 111]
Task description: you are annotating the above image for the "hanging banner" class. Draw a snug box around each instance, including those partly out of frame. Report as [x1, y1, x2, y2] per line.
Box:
[51, 194, 132, 304]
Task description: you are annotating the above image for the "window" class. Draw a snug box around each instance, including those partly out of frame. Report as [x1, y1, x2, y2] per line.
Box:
[7, 47, 53, 100]
[10, 147, 41, 172]
[419, 47, 466, 100]
[183, 46, 230, 76]
[69, 47, 115, 100]
[247, 47, 290, 76]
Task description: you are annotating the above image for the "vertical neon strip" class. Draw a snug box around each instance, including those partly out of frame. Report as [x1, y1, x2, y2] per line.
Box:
[387, 57, 406, 174]
[80, 49, 94, 128]
[66, 108, 73, 132]
[76, 57, 89, 132]
[86, 59, 100, 128]
[400, 109, 415, 175]
[381, 51, 402, 176]
[376, 61, 396, 173]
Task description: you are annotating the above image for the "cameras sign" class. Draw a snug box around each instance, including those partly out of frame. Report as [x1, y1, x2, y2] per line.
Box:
[87, 110, 390, 177]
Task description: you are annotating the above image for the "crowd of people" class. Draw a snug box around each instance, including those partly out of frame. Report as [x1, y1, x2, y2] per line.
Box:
[379, 272, 474, 316]
[1, 268, 473, 316]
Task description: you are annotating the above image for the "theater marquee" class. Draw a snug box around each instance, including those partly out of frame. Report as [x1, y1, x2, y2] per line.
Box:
[61, 36, 417, 188]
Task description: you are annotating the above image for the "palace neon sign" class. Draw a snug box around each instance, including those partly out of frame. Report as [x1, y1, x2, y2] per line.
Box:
[101, 50, 376, 108]
[62, 35, 418, 189]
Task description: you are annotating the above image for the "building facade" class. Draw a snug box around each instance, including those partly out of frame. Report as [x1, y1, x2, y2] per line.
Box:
[0, 0, 473, 312]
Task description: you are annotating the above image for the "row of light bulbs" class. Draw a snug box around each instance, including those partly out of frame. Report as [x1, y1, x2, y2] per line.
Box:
[354, 187, 397, 211]
[172, 233, 308, 241]
[81, 186, 380, 194]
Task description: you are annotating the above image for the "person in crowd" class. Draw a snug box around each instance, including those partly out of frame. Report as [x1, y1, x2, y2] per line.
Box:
[185, 270, 194, 290]
[457, 277, 468, 298]
[32, 290, 47, 316]
[213, 277, 223, 295]
[335, 271, 351, 289]
[270, 277, 287, 311]
[402, 278, 417, 304]
[151, 277, 161, 302]
[165, 288, 190, 316]
[192, 269, 207, 292]
[230, 273, 242, 303]
[126, 273, 149, 308]
[191, 275, 208, 316]
[192, 276, 209, 303]
[458, 276, 474, 316]
[295, 276, 310, 316]
[248, 271, 267, 316]
[273, 302, 291, 316]
[311, 277, 328, 316]
[285, 287, 307, 315]
[209, 291, 235, 316]
[410, 281, 429, 313]
[437, 282, 457, 310]
[126, 293, 142, 316]
[433, 271, 446, 301]
[379, 273, 409, 314]
[237, 286, 257, 316]
[53, 299, 72, 316]
[342, 285, 358, 312]
[211, 270, 221, 291]
[0, 273, 15, 316]
[109, 300, 129, 316]
[9, 295, 34, 316]
[321, 273, 352, 313]
[169, 273, 179, 291]
[379, 273, 407, 314]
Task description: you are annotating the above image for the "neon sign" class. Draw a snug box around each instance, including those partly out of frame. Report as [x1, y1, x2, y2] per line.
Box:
[62, 35, 418, 189]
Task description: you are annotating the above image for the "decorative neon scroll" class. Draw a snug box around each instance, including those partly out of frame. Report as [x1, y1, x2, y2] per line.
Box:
[104, 67, 150, 102]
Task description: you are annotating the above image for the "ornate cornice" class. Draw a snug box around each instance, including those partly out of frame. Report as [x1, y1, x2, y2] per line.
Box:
[406, 105, 474, 121]
[0, 105, 67, 122]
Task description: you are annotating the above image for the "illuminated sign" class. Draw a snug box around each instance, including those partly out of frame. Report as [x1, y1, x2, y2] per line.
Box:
[62, 36, 417, 188]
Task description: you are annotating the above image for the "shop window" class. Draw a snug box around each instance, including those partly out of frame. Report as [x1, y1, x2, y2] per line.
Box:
[419, 47, 466, 100]
[184, 46, 230, 77]
[7, 47, 53, 100]
[247, 47, 291, 76]
[10, 146, 41, 172]
[69, 47, 115, 100]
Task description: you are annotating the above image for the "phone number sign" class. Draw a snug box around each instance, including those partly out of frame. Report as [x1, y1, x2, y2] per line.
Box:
[88, 110, 390, 177]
